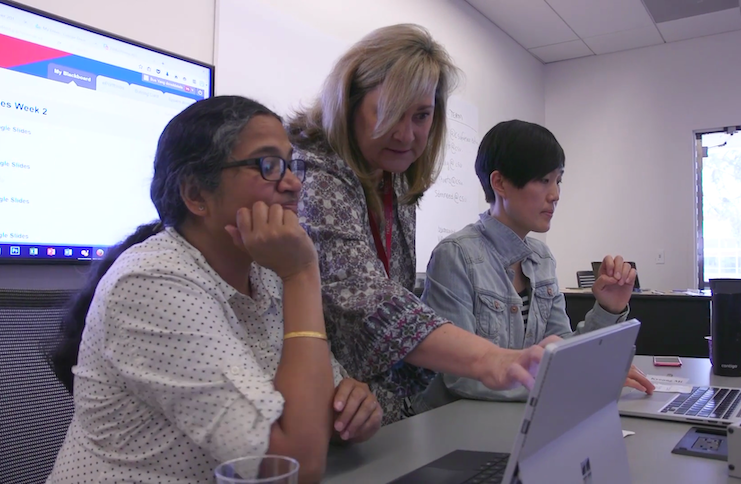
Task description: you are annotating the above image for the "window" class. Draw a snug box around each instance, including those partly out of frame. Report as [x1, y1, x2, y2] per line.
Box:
[696, 127, 741, 287]
[706, 256, 719, 273]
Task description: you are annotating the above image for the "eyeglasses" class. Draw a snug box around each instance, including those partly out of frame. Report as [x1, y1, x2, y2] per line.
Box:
[221, 156, 306, 182]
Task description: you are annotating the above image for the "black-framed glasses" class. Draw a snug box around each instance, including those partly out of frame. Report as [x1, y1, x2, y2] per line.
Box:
[222, 156, 306, 182]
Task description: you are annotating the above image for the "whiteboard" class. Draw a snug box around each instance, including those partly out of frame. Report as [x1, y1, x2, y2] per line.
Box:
[215, 0, 482, 272]
[415, 98, 479, 272]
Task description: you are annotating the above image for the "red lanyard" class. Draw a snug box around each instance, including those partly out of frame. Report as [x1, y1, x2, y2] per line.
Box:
[368, 171, 394, 277]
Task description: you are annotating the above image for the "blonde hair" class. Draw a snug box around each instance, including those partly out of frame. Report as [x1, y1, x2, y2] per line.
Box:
[288, 23, 460, 215]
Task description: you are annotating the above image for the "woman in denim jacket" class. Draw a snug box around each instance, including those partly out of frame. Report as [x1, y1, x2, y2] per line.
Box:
[416, 120, 654, 411]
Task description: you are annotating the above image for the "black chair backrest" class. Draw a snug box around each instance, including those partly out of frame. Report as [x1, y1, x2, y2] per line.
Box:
[0, 289, 74, 484]
[576, 270, 596, 288]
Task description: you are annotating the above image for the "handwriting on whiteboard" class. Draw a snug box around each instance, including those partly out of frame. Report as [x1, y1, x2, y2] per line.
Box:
[416, 97, 481, 272]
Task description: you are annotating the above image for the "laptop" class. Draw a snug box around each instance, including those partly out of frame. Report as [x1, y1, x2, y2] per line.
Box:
[390, 320, 641, 484]
[592, 261, 641, 291]
[619, 383, 741, 427]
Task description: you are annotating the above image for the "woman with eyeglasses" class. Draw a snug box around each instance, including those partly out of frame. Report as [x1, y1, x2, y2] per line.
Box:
[288, 24, 549, 425]
[46, 96, 380, 484]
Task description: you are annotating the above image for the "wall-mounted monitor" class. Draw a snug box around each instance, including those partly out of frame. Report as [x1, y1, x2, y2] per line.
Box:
[0, 0, 214, 263]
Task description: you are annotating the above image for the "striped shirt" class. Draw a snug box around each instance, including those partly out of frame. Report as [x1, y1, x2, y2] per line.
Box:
[519, 288, 530, 328]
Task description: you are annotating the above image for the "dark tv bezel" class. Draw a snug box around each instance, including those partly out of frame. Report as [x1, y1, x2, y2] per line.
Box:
[0, 0, 215, 265]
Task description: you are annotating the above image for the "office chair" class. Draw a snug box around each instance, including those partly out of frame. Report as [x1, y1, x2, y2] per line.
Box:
[576, 271, 596, 288]
[0, 289, 75, 484]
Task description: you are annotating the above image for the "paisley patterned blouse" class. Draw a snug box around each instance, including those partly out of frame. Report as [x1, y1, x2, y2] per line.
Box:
[295, 142, 449, 424]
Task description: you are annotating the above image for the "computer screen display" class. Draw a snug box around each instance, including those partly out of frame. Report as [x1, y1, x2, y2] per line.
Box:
[0, 1, 214, 262]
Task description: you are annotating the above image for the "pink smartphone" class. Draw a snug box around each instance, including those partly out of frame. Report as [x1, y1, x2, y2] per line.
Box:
[653, 356, 682, 367]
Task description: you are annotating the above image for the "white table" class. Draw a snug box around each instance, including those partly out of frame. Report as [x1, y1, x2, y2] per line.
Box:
[324, 356, 741, 483]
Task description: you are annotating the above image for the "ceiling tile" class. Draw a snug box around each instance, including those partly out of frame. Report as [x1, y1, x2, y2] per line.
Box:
[583, 25, 664, 54]
[545, 0, 655, 38]
[657, 8, 741, 42]
[643, 0, 739, 23]
[466, 0, 578, 49]
[529, 39, 594, 63]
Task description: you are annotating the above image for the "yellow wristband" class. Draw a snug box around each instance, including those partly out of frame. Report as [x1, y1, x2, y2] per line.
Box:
[283, 331, 327, 341]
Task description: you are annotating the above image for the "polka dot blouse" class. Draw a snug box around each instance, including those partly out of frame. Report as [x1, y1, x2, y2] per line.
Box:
[46, 227, 346, 483]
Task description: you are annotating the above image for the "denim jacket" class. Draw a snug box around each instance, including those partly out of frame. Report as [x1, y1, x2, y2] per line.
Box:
[415, 211, 628, 411]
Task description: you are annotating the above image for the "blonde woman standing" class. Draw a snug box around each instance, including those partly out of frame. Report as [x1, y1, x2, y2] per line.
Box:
[289, 24, 555, 424]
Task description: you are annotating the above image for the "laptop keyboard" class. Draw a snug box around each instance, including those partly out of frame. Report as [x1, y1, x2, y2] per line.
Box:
[660, 386, 741, 420]
[462, 453, 509, 484]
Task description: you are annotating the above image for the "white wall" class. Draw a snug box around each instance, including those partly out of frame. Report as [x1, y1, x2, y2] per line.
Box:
[545, 30, 741, 290]
[258, 0, 545, 151]
[14, 0, 215, 64]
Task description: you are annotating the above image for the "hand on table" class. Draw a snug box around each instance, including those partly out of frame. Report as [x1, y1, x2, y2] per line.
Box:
[625, 364, 654, 394]
[332, 378, 382, 443]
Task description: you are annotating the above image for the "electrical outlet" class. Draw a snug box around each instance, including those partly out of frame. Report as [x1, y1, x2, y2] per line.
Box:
[656, 250, 665, 265]
[691, 437, 722, 452]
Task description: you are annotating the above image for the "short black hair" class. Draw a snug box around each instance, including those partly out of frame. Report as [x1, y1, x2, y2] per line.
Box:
[475, 120, 565, 202]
